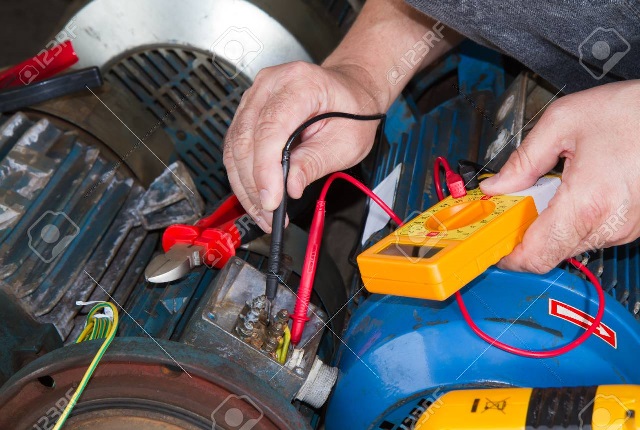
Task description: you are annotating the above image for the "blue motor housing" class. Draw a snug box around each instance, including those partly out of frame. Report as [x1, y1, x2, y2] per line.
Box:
[325, 268, 640, 429]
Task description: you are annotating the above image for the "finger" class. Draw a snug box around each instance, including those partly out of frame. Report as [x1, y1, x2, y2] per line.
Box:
[481, 104, 573, 195]
[225, 160, 271, 233]
[286, 124, 375, 198]
[497, 191, 583, 273]
[227, 85, 272, 212]
[252, 63, 329, 210]
[287, 140, 352, 199]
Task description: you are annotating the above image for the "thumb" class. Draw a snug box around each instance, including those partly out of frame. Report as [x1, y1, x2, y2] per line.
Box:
[481, 107, 571, 195]
[498, 187, 580, 273]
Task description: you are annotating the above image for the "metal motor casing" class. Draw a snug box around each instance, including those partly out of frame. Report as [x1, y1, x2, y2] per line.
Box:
[325, 269, 640, 429]
[0, 0, 350, 424]
[69, 0, 331, 75]
[68, 0, 343, 203]
[0, 337, 312, 430]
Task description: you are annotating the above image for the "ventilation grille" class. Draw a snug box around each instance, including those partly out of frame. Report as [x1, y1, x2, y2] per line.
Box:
[570, 245, 640, 320]
[105, 47, 252, 204]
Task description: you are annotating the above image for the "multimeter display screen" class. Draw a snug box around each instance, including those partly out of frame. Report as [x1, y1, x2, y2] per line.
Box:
[378, 243, 443, 259]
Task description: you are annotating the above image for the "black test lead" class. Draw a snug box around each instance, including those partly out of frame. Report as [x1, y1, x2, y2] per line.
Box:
[265, 112, 386, 319]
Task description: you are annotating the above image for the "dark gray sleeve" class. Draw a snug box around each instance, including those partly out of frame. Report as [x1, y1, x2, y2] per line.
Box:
[404, 0, 640, 93]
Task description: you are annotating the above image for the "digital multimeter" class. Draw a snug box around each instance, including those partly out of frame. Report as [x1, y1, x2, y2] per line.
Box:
[357, 176, 560, 301]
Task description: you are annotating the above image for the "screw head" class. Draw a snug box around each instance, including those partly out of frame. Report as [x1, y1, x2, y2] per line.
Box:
[294, 367, 305, 376]
[277, 309, 289, 320]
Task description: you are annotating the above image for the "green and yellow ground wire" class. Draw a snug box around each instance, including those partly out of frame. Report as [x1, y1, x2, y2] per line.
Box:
[53, 302, 119, 430]
[276, 325, 291, 364]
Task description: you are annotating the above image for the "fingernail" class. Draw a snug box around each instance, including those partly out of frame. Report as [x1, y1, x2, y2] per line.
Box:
[483, 172, 500, 185]
[259, 189, 274, 211]
[480, 173, 500, 192]
[254, 214, 271, 234]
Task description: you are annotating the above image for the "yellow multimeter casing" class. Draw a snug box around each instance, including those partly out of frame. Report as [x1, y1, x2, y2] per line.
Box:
[357, 182, 550, 301]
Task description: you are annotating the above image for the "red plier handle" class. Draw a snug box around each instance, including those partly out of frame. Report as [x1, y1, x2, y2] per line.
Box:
[0, 40, 78, 89]
[161, 195, 254, 269]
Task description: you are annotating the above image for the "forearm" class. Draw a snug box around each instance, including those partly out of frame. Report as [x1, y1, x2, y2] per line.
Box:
[322, 0, 462, 111]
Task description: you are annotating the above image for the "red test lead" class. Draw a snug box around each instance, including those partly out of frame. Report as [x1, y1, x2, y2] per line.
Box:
[290, 172, 401, 344]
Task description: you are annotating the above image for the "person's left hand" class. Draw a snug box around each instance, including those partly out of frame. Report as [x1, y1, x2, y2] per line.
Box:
[480, 80, 640, 273]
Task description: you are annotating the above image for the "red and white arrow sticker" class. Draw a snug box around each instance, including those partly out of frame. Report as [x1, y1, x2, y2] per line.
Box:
[549, 299, 617, 349]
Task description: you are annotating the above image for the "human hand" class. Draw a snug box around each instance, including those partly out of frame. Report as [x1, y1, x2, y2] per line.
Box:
[480, 80, 640, 273]
[223, 61, 387, 232]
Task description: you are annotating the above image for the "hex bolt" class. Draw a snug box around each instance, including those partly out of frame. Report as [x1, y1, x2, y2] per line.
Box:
[263, 336, 280, 353]
[248, 332, 263, 349]
[236, 320, 255, 338]
[252, 295, 267, 310]
[263, 308, 289, 354]
[276, 309, 289, 322]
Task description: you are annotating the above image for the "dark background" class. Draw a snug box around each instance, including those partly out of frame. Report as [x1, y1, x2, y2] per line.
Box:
[0, 0, 85, 65]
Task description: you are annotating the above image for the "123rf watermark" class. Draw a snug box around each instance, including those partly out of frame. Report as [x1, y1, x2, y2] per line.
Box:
[582, 200, 629, 251]
[27, 211, 79, 263]
[211, 394, 263, 430]
[202, 204, 261, 268]
[578, 393, 632, 430]
[211, 27, 264, 80]
[32, 386, 75, 430]
[393, 210, 447, 264]
[579, 27, 630, 80]
[397, 388, 444, 430]
[387, 21, 445, 86]
[17, 19, 78, 86]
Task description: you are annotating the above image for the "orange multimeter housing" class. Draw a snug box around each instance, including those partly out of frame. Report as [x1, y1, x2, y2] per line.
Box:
[357, 187, 541, 301]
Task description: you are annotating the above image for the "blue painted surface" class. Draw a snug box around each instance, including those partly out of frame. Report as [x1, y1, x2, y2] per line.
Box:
[326, 268, 640, 429]
[384, 96, 417, 146]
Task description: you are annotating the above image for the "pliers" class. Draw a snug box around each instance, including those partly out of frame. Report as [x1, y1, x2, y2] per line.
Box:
[144, 194, 263, 283]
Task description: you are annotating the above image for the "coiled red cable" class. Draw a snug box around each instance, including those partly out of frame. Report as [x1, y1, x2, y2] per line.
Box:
[454, 258, 605, 358]
[435, 156, 605, 358]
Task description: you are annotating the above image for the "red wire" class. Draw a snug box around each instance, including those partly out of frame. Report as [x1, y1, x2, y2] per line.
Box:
[434, 156, 450, 201]
[318, 172, 403, 225]
[455, 258, 605, 358]
[434, 156, 605, 358]
[290, 172, 402, 344]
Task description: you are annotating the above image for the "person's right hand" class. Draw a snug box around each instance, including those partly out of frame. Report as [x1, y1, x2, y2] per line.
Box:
[223, 61, 387, 232]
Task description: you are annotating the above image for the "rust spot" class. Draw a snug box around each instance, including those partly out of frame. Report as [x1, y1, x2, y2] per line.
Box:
[160, 364, 183, 378]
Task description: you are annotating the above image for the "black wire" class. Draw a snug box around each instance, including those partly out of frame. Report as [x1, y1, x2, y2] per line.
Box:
[265, 112, 387, 302]
[282, 112, 387, 154]
[457, 159, 497, 175]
